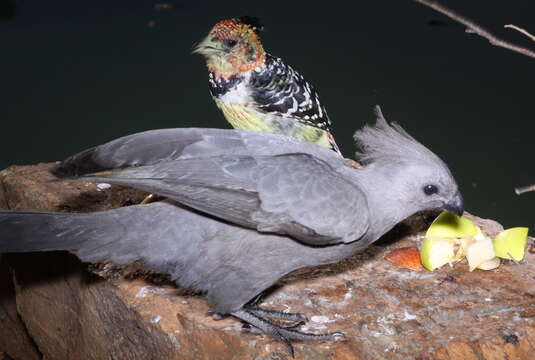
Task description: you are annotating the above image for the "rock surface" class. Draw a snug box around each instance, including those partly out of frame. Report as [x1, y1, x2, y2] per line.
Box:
[1, 163, 535, 360]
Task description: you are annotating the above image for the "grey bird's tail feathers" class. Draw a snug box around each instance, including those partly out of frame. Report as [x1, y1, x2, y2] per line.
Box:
[0, 209, 121, 254]
[0, 203, 187, 276]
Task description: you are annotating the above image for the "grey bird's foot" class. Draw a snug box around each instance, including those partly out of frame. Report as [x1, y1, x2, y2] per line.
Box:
[246, 306, 308, 322]
[210, 307, 307, 322]
[231, 308, 344, 357]
[242, 320, 306, 334]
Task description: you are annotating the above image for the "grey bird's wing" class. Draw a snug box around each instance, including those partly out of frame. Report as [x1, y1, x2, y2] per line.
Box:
[52, 128, 344, 177]
[75, 153, 368, 245]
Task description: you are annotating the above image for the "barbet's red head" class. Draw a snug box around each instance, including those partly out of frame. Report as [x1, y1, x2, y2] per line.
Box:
[194, 17, 266, 78]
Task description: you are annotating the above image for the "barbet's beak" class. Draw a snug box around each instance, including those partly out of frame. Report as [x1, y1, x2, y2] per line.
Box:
[192, 36, 223, 56]
[442, 191, 464, 216]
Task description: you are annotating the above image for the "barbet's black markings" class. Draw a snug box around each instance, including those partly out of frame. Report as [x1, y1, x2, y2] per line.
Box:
[208, 72, 242, 97]
[250, 54, 332, 131]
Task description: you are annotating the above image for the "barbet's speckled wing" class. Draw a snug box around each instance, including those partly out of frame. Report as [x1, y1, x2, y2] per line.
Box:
[250, 54, 333, 131]
[76, 153, 368, 246]
[251, 54, 331, 131]
[246, 54, 340, 152]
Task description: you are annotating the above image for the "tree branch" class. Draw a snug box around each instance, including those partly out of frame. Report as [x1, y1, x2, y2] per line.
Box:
[413, 0, 535, 59]
[505, 24, 535, 42]
[515, 184, 535, 195]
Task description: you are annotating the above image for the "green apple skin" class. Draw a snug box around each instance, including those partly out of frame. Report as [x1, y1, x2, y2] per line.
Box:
[493, 227, 529, 261]
[426, 211, 478, 239]
[421, 237, 456, 271]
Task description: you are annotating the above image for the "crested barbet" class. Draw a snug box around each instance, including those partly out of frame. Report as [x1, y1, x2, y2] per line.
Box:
[193, 16, 341, 154]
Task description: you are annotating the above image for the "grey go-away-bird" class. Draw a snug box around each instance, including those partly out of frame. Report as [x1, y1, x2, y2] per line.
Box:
[0, 107, 463, 356]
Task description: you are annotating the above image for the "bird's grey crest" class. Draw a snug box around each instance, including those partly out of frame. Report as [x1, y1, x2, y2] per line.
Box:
[354, 106, 442, 165]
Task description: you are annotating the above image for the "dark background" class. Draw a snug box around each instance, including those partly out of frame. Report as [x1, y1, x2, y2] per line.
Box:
[1, 1, 533, 229]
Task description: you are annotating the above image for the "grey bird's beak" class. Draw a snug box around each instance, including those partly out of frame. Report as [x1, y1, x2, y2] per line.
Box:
[442, 191, 464, 216]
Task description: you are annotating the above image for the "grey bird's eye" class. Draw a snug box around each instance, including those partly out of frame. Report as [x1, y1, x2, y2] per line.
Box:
[423, 184, 439, 196]
[224, 39, 238, 48]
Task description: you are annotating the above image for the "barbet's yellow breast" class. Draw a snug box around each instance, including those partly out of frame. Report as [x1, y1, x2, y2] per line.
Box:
[215, 100, 331, 148]
[216, 101, 273, 133]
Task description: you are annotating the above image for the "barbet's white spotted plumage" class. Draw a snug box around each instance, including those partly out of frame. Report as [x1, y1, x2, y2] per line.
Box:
[194, 16, 341, 153]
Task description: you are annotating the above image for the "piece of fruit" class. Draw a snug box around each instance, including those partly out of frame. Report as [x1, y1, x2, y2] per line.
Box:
[420, 237, 456, 271]
[426, 211, 478, 239]
[476, 257, 501, 270]
[455, 237, 474, 260]
[385, 247, 423, 271]
[493, 227, 529, 261]
[465, 236, 496, 271]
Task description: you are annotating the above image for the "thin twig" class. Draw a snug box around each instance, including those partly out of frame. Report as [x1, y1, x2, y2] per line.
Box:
[413, 0, 535, 59]
[515, 184, 535, 195]
[505, 24, 535, 42]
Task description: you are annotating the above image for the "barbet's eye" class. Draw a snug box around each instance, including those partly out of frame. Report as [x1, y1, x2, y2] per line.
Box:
[423, 184, 439, 196]
[224, 39, 238, 48]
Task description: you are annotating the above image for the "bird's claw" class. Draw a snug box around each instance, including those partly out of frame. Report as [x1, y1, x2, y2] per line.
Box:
[231, 308, 345, 357]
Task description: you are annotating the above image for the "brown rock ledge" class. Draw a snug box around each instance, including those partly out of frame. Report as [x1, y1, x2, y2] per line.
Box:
[1, 163, 535, 360]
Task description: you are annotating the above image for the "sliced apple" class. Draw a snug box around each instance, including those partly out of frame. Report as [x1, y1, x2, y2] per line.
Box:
[420, 237, 456, 271]
[421, 212, 528, 272]
[493, 227, 529, 261]
[476, 257, 501, 270]
[473, 227, 487, 241]
[465, 236, 496, 271]
[426, 211, 478, 239]
[455, 237, 474, 260]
